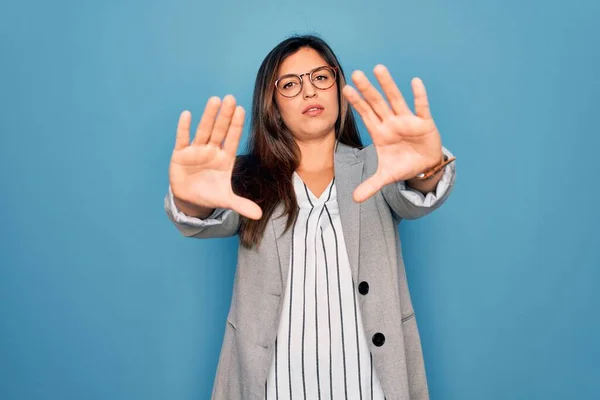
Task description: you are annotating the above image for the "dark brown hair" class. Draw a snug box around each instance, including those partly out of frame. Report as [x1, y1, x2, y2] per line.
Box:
[232, 34, 363, 248]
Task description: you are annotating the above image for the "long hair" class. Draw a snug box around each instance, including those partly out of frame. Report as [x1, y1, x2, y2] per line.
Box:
[232, 34, 363, 248]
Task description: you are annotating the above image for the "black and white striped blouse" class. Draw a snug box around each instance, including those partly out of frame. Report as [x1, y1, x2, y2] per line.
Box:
[265, 171, 385, 399]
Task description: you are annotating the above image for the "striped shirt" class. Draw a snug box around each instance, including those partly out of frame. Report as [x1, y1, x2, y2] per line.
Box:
[264, 172, 386, 399]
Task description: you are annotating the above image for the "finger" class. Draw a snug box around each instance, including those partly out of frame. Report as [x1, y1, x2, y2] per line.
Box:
[209, 95, 237, 146]
[351, 70, 393, 121]
[193, 97, 222, 145]
[342, 85, 379, 128]
[222, 106, 245, 156]
[229, 194, 263, 220]
[412, 77, 432, 119]
[175, 110, 191, 150]
[374, 65, 411, 115]
[353, 172, 389, 203]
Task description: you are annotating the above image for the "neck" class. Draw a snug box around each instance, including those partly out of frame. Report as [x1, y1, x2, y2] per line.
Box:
[295, 130, 336, 173]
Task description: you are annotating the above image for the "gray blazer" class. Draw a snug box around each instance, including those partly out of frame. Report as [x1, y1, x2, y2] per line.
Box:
[165, 142, 456, 400]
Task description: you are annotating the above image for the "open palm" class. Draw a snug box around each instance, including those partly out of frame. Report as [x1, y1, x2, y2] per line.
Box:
[169, 95, 262, 220]
[342, 65, 444, 203]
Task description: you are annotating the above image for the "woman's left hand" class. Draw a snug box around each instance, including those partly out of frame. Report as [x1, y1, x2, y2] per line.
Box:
[342, 65, 443, 203]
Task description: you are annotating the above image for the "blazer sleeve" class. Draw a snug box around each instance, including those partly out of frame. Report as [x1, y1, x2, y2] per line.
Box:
[164, 185, 241, 238]
[379, 146, 457, 220]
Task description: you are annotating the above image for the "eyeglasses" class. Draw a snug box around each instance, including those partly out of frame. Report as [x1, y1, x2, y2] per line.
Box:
[274, 65, 338, 98]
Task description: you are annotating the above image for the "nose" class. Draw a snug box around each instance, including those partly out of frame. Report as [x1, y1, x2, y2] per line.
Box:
[302, 77, 317, 99]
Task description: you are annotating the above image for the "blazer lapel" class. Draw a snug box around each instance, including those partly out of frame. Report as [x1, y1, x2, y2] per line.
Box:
[271, 201, 291, 297]
[334, 144, 363, 285]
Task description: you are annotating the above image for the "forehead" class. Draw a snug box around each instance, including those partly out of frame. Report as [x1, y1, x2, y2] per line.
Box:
[278, 47, 328, 76]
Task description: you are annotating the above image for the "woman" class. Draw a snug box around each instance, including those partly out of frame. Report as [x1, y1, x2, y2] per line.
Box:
[165, 34, 456, 400]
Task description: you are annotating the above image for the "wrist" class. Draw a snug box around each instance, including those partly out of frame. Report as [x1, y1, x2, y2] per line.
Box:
[173, 196, 214, 219]
[412, 151, 454, 181]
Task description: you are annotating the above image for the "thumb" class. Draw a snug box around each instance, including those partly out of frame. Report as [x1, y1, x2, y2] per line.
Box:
[353, 171, 389, 203]
[229, 194, 263, 220]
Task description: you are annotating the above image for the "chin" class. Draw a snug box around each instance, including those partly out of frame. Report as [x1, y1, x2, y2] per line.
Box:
[287, 115, 337, 139]
[298, 126, 336, 140]
[308, 118, 336, 132]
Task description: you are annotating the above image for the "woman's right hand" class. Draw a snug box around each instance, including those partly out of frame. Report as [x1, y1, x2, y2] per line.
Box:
[169, 95, 263, 220]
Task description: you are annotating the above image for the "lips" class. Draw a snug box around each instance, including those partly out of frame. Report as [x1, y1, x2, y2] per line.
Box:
[302, 104, 325, 114]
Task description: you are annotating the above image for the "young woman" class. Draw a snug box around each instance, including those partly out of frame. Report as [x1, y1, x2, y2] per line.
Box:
[165, 34, 456, 400]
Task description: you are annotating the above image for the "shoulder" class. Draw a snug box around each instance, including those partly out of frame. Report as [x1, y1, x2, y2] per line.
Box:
[335, 142, 377, 165]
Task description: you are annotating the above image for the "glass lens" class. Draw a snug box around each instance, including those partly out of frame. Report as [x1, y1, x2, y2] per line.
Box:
[311, 66, 336, 90]
[276, 75, 302, 97]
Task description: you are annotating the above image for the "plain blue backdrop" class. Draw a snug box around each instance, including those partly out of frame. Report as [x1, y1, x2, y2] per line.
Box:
[1, 0, 598, 399]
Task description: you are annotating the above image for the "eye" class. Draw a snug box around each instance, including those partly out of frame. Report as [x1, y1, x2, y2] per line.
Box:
[277, 75, 301, 92]
[311, 67, 335, 82]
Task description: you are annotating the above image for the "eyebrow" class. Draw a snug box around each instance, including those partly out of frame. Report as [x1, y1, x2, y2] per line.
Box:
[277, 65, 329, 77]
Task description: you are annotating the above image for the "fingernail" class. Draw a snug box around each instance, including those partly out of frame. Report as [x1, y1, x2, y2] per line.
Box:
[352, 70, 364, 79]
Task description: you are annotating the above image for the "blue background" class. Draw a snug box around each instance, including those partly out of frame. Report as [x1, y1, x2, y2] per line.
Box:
[1, 0, 598, 399]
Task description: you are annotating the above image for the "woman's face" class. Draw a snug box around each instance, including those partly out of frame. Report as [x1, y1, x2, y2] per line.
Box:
[274, 47, 339, 142]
